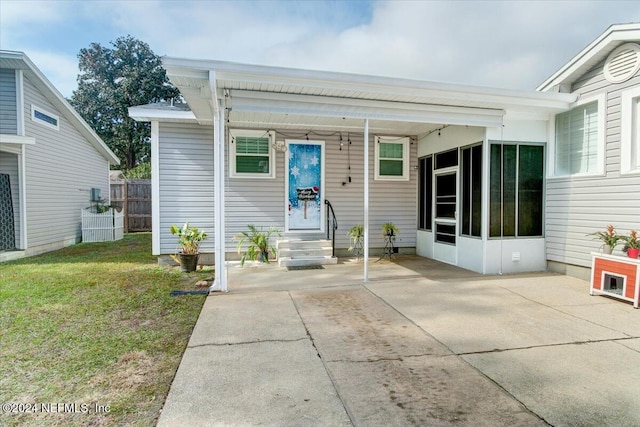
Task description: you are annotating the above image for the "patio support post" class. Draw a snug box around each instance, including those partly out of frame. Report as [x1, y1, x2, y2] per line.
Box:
[363, 118, 369, 282]
[212, 88, 227, 292]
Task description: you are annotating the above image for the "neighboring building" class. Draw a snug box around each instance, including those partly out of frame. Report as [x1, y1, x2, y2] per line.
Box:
[129, 23, 638, 289]
[538, 23, 640, 279]
[0, 50, 119, 261]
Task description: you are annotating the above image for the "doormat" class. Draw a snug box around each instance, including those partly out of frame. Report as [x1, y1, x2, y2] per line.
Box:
[287, 265, 325, 271]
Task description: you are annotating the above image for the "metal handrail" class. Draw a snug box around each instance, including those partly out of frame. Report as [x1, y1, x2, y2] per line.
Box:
[324, 199, 338, 257]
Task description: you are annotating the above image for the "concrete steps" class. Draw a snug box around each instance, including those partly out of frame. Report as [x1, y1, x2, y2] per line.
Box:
[276, 239, 338, 268]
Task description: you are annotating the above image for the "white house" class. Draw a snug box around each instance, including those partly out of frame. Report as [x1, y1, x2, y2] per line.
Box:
[0, 50, 120, 261]
[129, 23, 639, 290]
[537, 23, 640, 280]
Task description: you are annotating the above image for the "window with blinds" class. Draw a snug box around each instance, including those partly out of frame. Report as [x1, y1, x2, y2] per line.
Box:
[554, 101, 599, 176]
[229, 130, 275, 178]
[375, 136, 410, 180]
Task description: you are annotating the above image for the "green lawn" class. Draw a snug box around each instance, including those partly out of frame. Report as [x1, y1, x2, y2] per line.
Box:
[0, 233, 208, 426]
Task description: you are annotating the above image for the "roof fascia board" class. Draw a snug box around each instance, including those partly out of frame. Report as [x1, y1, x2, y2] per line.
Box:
[1, 50, 120, 165]
[537, 24, 640, 92]
[128, 106, 199, 123]
[163, 56, 575, 109]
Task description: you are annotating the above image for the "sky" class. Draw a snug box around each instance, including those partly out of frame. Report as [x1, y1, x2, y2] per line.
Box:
[1, 0, 639, 98]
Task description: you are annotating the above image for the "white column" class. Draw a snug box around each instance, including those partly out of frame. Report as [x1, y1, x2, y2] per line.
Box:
[363, 119, 369, 282]
[212, 99, 227, 291]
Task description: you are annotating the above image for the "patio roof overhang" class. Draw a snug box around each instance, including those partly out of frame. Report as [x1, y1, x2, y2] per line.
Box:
[159, 57, 577, 135]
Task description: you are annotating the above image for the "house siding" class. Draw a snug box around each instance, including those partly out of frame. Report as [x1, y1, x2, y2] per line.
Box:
[0, 68, 17, 134]
[0, 151, 20, 247]
[157, 122, 215, 255]
[156, 122, 418, 255]
[22, 75, 110, 254]
[546, 60, 640, 268]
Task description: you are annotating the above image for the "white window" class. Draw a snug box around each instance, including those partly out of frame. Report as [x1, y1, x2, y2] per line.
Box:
[229, 130, 275, 179]
[552, 94, 605, 177]
[31, 105, 59, 130]
[621, 87, 640, 174]
[374, 136, 410, 181]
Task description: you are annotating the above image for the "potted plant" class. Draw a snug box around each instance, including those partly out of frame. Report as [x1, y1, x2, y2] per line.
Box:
[233, 225, 280, 266]
[622, 230, 639, 259]
[381, 222, 399, 239]
[589, 224, 621, 254]
[170, 222, 208, 272]
[347, 224, 364, 260]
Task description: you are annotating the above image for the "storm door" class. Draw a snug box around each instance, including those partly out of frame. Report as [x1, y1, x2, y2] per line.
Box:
[433, 148, 459, 265]
[0, 174, 16, 250]
[285, 141, 325, 232]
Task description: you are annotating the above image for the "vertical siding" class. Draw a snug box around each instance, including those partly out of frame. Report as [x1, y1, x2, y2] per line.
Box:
[546, 60, 640, 268]
[157, 123, 418, 254]
[0, 69, 17, 134]
[23, 76, 110, 251]
[158, 122, 215, 254]
[0, 151, 20, 246]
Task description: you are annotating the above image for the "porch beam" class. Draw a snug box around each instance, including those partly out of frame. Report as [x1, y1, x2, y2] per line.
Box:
[228, 91, 505, 128]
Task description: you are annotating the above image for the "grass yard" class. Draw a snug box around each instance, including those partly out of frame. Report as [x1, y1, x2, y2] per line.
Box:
[0, 233, 208, 426]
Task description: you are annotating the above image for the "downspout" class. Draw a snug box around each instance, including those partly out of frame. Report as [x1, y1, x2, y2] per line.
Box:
[363, 118, 370, 282]
[209, 71, 228, 292]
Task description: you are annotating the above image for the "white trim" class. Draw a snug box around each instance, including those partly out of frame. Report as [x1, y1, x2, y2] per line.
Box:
[228, 129, 275, 179]
[19, 144, 27, 249]
[151, 121, 160, 255]
[16, 70, 24, 135]
[537, 23, 640, 91]
[549, 93, 606, 178]
[213, 101, 227, 292]
[30, 104, 59, 130]
[621, 86, 640, 175]
[374, 136, 410, 181]
[128, 106, 198, 123]
[284, 140, 325, 233]
[363, 119, 369, 282]
[0, 135, 36, 146]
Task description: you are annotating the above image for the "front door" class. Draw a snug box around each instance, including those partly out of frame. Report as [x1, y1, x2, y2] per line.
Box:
[433, 170, 457, 264]
[285, 140, 325, 232]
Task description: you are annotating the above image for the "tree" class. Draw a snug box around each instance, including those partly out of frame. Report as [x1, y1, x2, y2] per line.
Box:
[70, 35, 179, 169]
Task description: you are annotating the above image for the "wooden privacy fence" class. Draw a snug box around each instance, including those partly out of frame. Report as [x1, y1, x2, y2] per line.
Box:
[110, 179, 152, 232]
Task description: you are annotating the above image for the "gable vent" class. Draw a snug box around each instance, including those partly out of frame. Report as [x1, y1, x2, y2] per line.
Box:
[604, 43, 640, 84]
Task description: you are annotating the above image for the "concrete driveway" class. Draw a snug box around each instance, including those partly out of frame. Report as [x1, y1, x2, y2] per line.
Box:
[157, 257, 640, 426]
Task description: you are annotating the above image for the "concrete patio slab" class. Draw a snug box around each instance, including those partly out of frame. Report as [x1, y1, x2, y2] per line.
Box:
[463, 340, 640, 427]
[158, 256, 640, 426]
[367, 276, 628, 354]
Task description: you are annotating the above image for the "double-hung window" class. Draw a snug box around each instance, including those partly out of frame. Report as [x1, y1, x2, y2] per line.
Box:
[375, 136, 410, 181]
[553, 95, 605, 177]
[229, 130, 275, 179]
[621, 87, 640, 174]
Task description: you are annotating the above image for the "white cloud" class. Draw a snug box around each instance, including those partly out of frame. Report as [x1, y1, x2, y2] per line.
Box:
[2, 0, 639, 97]
[28, 51, 80, 98]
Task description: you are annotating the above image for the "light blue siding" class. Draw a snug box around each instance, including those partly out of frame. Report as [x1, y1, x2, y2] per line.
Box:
[23, 75, 110, 253]
[0, 69, 17, 134]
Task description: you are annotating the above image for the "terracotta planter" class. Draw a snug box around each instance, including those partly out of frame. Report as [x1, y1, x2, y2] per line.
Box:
[178, 253, 199, 272]
[627, 248, 639, 259]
